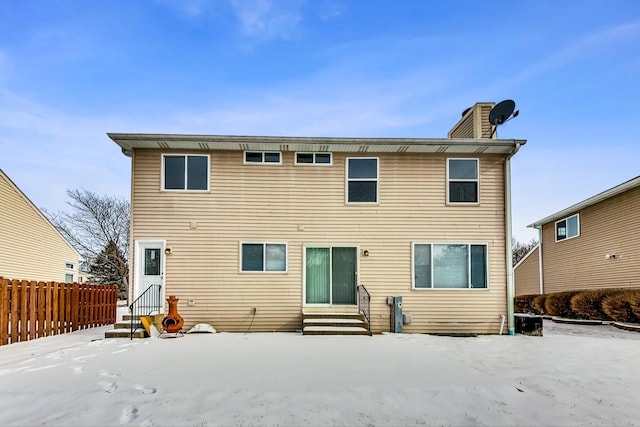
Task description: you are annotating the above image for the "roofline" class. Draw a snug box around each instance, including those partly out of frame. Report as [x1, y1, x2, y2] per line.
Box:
[513, 244, 539, 270]
[0, 168, 81, 258]
[107, 132, 526, 156]
[528, 175, 640, 228]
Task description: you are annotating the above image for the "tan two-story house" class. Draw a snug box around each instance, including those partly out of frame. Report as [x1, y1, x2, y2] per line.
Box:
[517, 176, 640, 295]
[110, 103, 526, 335]
[0, 169, 80, 282]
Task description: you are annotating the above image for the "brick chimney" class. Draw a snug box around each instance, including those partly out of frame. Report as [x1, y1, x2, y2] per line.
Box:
[448, 102, 496, 139]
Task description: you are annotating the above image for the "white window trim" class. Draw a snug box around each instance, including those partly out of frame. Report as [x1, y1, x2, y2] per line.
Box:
[446, 158, 480, 205]
[294, 152, 333, 166]
[243, 151, 283, 165]
[411, 242, 490, 290]
[345, 157, 380, 205]
[239, 242, 288, 273]
[161, 153, 210, 192]
[555, 214, 580, 242]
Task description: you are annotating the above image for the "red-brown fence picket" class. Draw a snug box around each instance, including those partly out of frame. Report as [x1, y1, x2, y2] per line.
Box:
[0, 277, 117, 346]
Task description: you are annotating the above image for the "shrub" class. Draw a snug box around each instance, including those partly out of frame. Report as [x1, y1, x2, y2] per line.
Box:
[570, 289, 624, 320]
[602, 290, 640, 323]
[532, 294, 548, 314]
[544, 291, 581, 318]
[631, 294, 640, 320]
[515, 294, 539, 314]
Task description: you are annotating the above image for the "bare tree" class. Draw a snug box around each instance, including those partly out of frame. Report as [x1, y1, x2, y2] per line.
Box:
[46, 189, 130, 298]
[512, 237, 538, 266]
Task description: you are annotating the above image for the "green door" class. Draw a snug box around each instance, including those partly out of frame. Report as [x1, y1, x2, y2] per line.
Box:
[331, 247, 357, 305]
[305, 246, 357, 305]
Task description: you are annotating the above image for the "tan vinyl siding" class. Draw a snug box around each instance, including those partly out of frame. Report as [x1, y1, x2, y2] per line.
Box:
[449, 114, 474, 139]
[514, 247, 540, 296]
[131, 150, 509, 334]
[448, 102, 496, 139]
[541, 185, 640, 293]
[479, 104, 494, 138]
[0, 171, 79, 282]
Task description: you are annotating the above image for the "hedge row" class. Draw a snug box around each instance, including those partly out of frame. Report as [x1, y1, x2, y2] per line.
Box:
[515, 288, 640, 323]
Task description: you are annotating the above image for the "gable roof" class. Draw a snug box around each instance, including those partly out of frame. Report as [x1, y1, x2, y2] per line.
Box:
[108, 133, 526, 157]
[528, 175, 640, 228]
[0, 168, 80, 258]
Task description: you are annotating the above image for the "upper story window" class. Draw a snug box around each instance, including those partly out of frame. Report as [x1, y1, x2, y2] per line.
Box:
[241, 243, 287, 272]
[347, 157, 378, 203]
[65, 262, 74, 269]
[244, 151, 282, 165]
[447, 158, 479, 204]
[162, 154, 209, 191]
[556, 214, 579, 241]
[413, 243, 488, 289]
[295, 152, 332, 166]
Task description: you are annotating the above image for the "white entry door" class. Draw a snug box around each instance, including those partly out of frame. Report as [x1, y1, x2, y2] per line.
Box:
[135, 240, 165, 313]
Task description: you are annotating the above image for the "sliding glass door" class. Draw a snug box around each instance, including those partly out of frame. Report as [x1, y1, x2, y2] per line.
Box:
[305, 246, 357, 305]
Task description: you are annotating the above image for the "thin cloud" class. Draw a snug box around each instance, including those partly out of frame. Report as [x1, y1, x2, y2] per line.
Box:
[513, 19, 640, 84]
[229, 0, 304, 41]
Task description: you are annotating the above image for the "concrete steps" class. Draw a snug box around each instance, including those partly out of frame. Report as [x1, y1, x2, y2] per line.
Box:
[302, 312, 371, 336]
[105, 314, 152, 339]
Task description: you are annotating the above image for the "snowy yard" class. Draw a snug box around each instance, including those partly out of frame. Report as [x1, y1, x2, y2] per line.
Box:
[0, 320, 639, 427]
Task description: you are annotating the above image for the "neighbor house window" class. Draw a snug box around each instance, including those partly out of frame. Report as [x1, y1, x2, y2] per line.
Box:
[295, 152, 332, 165]
[413, 243, 488, 289]
[162, 154, 209, 191]
[241, 243, 287, 272]
[65, 262, 74, 269]
[347, 157, 378, 203]
[65, 274, 74, 283]
[556, 214, 579, 241]
[448, 158, 479, 203]
[244, 152, 282, 165]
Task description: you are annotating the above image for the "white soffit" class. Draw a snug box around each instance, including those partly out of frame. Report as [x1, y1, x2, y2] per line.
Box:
[108, 133, 525, 156]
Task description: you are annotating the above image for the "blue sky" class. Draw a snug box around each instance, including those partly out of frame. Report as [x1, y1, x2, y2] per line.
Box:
[1, 0, 639, 241]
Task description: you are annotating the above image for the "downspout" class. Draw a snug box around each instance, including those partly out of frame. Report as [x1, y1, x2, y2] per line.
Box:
[536, 226, 544, 294]
[505, 141, 521, 336]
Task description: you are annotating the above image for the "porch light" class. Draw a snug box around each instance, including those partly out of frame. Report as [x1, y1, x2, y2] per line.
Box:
[165, 248, 172, 255]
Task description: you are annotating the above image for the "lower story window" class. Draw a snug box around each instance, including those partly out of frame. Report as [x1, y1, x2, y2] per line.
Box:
[65, 273, 74, 283]
[241, 243, 287, 272]
[413, 243, 487, 289]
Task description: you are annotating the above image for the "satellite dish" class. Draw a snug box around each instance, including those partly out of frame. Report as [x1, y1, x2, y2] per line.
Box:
[489, 99, 519, 137]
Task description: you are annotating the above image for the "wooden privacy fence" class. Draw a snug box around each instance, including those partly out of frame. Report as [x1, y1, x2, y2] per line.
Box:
[0, 277, 118, 346]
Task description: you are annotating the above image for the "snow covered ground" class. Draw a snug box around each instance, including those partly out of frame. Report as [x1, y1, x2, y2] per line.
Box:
[0, 320, 639, 427]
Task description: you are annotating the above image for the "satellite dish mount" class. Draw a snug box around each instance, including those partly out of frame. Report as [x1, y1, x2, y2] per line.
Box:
[489, 99, 519, 138]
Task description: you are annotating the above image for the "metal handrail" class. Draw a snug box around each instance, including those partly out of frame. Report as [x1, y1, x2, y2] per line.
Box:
[357, 285, 371, 334]
[129, 285, 162, 339]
